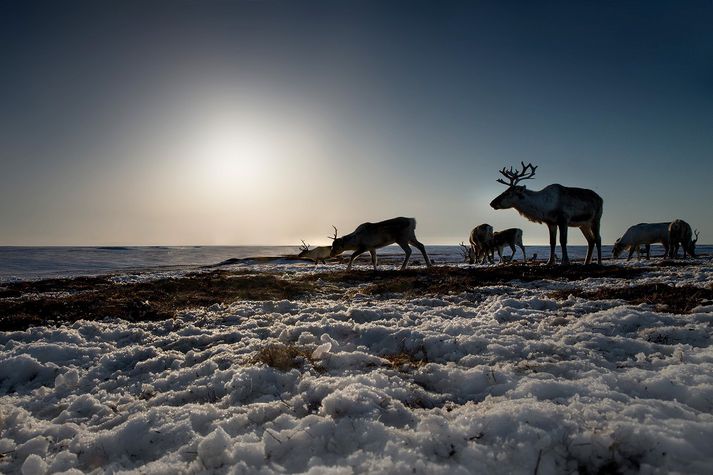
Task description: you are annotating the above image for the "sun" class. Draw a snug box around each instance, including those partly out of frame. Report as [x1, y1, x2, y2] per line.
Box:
[192, 118, 273, 190]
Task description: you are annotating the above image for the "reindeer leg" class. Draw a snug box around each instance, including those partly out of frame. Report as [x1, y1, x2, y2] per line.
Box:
[369, 249, 378, 271]
[593, 221, 602, 265]
[347, 248, 366, 271]
[581, 226, 595, 264]
[645, 244, 651, 260]
[509, 244, 516, 262]
[559, 222, 570, 265]
[410, 239, 432, 267]
[397, 241, 412, 270]
[627, 247, 634, 261]
[546, 224, 557, 266]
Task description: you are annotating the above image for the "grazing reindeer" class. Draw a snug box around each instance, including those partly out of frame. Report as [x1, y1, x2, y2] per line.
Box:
[459, 241, 476, 264]
[489, 162, 603, 265]
[487, 228, 527, 263]
[297, 240, 332, 264]
[612, 223, 670, 260]
[668, 219, 699, 258]
[329, 217, 432, 271]
[469, 224, 495, 264]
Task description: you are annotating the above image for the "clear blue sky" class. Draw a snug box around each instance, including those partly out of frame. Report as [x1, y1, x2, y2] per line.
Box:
[1, 1, 711, 245]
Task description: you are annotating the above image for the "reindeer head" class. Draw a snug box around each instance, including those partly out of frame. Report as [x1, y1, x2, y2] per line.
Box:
[459, 241, 475, 264]
[686, 229, 700, 257]
[489, 162, 538, 210]
[612, 238, 625, 258]
[328, 226, 344, 257]
[297, 240, 311, 258]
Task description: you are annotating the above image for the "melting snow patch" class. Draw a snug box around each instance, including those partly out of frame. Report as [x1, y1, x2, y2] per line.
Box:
[1, 261, 712, 473]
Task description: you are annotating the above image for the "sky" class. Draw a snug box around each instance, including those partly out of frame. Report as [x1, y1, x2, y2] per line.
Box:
[1, 0, 712, 246]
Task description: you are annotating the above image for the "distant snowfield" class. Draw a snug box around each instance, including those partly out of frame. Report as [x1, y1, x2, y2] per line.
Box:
[1, 261, 713, 474]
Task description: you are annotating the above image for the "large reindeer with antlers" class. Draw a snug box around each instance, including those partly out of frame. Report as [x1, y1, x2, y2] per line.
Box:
[329, 217, 432, 271]
[489, 162, 603, 265]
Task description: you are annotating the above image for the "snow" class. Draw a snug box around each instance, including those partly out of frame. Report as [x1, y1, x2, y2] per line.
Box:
[1, 259, 713, 474]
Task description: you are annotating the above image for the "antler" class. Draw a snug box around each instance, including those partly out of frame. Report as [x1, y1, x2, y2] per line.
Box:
[299, 240, 310, 252]
[328, 225, 338, 241]
[693, 229, 700, 243]
[459, 241, 470, 261]
[496, 161, 538, 187]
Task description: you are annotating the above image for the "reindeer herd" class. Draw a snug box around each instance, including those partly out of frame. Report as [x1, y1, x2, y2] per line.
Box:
[296, 162, 701, 270]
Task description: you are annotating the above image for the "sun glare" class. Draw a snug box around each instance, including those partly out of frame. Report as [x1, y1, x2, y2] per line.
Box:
[193, 120, 272, 189]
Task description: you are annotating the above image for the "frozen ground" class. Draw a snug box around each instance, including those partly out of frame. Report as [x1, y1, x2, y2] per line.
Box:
[1, 259, 713, 474]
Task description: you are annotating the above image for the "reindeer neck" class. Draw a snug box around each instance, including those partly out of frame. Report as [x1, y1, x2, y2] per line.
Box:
[512, 187, 555, 222]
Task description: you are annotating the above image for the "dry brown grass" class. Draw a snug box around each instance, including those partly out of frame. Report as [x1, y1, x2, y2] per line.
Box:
[0, 262, 673, 331]
[251, 343, 314, 371]
[0, 271, 314, 331]
[551, 283, 713, 314]
[301, 264, 644, 297]
[382, 351, 429, 369]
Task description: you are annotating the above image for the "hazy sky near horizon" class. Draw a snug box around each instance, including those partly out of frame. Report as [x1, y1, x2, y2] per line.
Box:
[1, 0, 712, 246]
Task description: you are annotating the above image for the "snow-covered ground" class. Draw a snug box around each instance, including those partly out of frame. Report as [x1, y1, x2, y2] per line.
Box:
[1, 260, 713, 474]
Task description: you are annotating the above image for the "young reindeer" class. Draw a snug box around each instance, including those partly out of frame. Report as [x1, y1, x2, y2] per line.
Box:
[329, 217, 432, 271]
[487, 228, 527, 263]
[489, 162, 603, 265]
[469, 224, 495, 264]
[297, 240, 332, 264]
[668, 219, 699, 258]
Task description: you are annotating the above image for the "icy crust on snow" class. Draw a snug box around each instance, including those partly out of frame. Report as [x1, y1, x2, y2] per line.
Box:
[1, 263, 713, 474]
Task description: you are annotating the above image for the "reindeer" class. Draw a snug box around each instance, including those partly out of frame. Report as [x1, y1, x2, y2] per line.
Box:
[612, 223, 670, 260]
[297, 240, 332, 264]
[469, 224, 495, 264]
[489, 162, 603, 265]
[329, 217, 432, 271]
[487, 228, 527, 263]
[668, 219, 699, 258]
[459, 241, 476, 264]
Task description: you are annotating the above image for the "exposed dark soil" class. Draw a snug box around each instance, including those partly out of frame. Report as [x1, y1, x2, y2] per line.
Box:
[0, 271, 313, 331]
[652, 259, 703, 268]
[0, 263, 666, 331]
[0, 275, 110, 299]
[301, 264, 644, 296]
[551, 283, 713, 314]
